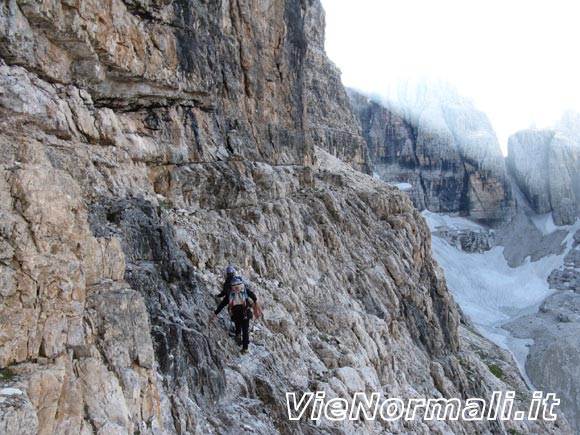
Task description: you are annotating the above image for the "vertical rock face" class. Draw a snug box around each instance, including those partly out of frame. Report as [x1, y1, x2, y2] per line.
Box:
[348, 87, 514, 223]
[507, 121, 580, 225]
[303, 3, 370, 173]
[0, 1, 570, 434]
[0, 0, 368, 171]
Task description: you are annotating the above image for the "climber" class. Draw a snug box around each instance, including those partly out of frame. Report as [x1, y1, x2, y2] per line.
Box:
[215, 265, 237, 299]
[210, 275, 261, 354]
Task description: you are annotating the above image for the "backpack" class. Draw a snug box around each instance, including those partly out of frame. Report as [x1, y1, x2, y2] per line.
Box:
[228, 277, 253, 320]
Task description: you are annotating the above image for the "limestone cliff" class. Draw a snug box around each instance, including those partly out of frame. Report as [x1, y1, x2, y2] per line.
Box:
[0, 1, 569, 434]
[507, 115, 580, 225]
[348, 87, 514, 223]
[303, 5, 369, 173]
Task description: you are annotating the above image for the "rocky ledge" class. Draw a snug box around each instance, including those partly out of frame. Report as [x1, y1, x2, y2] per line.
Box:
[0, 1, 571, 434]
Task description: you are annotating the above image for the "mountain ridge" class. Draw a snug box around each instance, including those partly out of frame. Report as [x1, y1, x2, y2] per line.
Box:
[0, 1, 571, 434]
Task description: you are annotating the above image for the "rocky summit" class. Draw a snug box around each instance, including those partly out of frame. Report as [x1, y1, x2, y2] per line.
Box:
[0, 1, 572, 435]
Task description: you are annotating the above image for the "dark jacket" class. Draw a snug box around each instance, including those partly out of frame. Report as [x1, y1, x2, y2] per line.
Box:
[216, 275, 235, 298]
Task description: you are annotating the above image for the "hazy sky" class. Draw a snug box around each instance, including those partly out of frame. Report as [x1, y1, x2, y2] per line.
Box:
[320, 0, 580, 153]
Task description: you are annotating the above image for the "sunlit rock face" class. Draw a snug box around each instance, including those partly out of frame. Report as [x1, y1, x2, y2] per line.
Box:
[0, 1, 571, 434]
[507, 116, 580, 225]
[348, 85, 514, 223]
[0, 0, 367, 170]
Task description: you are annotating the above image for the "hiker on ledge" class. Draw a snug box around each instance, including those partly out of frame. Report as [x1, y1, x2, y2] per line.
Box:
[210, 275, 261, 353]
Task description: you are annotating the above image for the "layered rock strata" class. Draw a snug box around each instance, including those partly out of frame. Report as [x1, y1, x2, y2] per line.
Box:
[0, 1, 570, 434]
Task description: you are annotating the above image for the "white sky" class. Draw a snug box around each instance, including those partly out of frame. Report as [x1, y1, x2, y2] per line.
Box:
[320, 0, 580, 153]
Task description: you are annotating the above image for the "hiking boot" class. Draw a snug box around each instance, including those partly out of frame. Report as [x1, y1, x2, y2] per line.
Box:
[241, 348, 249, 354]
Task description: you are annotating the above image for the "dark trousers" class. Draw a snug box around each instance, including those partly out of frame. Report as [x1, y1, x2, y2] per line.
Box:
[234, 317, 250, 350]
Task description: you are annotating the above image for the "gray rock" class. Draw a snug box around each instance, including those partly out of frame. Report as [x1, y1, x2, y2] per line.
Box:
[348, 86, 515, 223]
[303, 4, 370, 173]
[433, 228, 494, 253]
[0, 1, 570, 434]
[505, 291, 580, 433]
[0, 383, 39, 435]
[495, 211, 567, 267]
[573, 229, 580, 247]
[547, 247, 580, 292]
[554, 198, 579, 227]
[548, 268, 580, 292]
[507, 127, 580, 225]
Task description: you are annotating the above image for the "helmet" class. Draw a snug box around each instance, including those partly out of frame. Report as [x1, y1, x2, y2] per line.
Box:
[226, 265, 236, 276]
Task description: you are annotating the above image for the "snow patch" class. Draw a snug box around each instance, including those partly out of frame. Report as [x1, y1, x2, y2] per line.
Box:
[393, 182, 412, 190]
[0, 388, 23, 396]
[422, 210, 485, 232]
[531, 212, 560, 235]
[427, 211, 580, 380]
[431, 240, 560, 325]
[430, 236, 558, 380]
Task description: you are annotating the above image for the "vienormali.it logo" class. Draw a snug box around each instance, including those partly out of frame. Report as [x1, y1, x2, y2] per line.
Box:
[286, 391, 559, 422]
